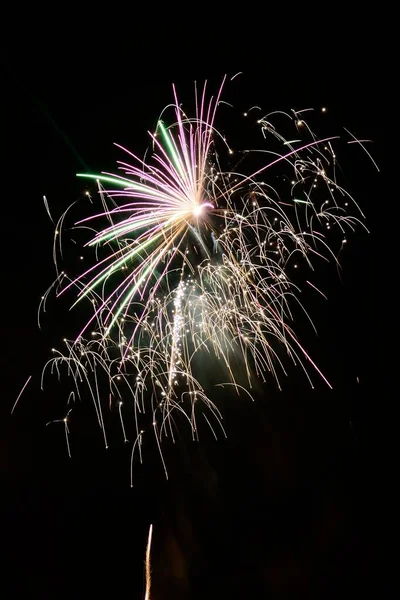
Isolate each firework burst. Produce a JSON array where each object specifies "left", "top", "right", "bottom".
[{"left": 38, "top": 75, "right": 372, "bottom": 478}]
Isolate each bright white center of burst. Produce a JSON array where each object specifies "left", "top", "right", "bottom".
[
  {"left": 193, "top": 202, "right": 213, "bottom": 217},
  {"left": 193, "top": 205, "right": 204, "bottom": 217}
]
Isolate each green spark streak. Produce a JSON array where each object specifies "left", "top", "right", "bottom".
[
  {"left": 157, "top": 121, "right": 185, "bottom": 180},
  {"left": 92, "top": 210, "right": 188, "bottom": 247},
  {"left": 103, "top": 265, "right": 152, "bottom": 336},
  {"left": 71, "top": 231, "right": 165, "bottom": 308},
  {"left": 77, "top": 173, "right": 136, "bottom": 188},
  {"left": 104, "top": 242, "right": 172, "bottom": 336},
  {"left": 77, "top": 173, "right": 186, "bottom": 205},
  {"left": 89, "top": 216, "right": 161, "bottom": 245},
  {"left": 77, "top": 173, "right": 166, "bottom": 198},
  {"left": 293, "top": 198, "right": 311, "bottom": 204}
]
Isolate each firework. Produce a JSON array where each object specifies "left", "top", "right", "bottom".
[{"left": 38, "top": 75, "right": 372, "bottom": 478}]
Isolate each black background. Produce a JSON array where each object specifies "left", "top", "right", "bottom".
[{"left": 1, "top": 15, "right": 388, "bottom": 599}]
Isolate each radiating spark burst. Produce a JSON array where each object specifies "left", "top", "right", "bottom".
[{"left": 39, "top": 76, "right": 373, "bottom": 475}]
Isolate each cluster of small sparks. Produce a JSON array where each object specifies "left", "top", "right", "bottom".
[{"left": 38, "top": 75, "right": 374, "bottom": 479}]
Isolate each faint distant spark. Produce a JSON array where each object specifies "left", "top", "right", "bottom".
[{"left": 11, "top": 375, "right": 32, "bottom": 414}]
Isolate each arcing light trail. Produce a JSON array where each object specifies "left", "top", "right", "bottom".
[
  {"left": 144, "top": 524, "right": 153, "bottom": 600},
  {"left": 36, "top": 75, "right": 373, "bottom": 478}
]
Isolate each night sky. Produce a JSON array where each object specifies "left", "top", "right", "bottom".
[{"left": 1, "top": 22, "right": 386, "bottom": 599}]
